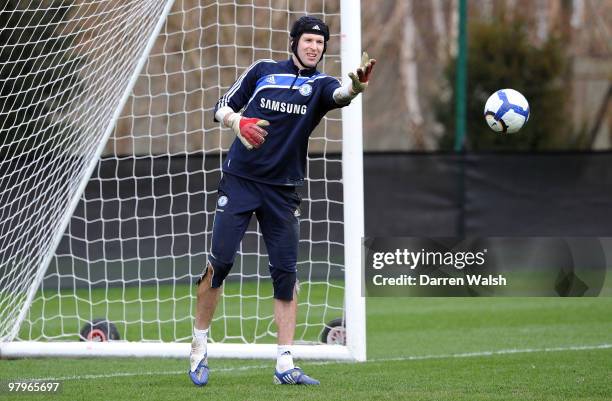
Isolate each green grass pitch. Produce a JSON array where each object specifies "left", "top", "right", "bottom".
[{"left": 1, "top": 290, "right": 611, "bottom": 400}]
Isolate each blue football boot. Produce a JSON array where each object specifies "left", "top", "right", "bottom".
[
  {"left": 189, "top": 354, "right": 209, "bottom": 386},
  {"left": 273, "top": 367, "right": 320, "bottom": 385},
  {"left": 189, "top": 336, "right": 209, "bottom": 386}
]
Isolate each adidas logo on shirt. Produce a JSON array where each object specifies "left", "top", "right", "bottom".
[{"left": 312, "top": 25, "right": 320, "bottom": 30}]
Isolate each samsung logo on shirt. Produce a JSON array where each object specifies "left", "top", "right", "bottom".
[{"left": 260, "top": 97, "right": 307, "bottom": 115}]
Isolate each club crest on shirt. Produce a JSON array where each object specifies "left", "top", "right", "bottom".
[
  {"left": 217, "top": 195, "right": 228, "bottom": 207},
  {"left": 299, "top": 83, "right": 312, "bottom": 97}
]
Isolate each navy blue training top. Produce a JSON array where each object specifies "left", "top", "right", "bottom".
[{"left": 214, "top": 58, "right": 348, "bottom": 186}]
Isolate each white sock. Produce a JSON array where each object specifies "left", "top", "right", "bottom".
[
  {"left": 190, "top": 327, "right": 209, "bottom": 372},
  {"left": 276, "top": 345, "right": 294, "bottom": 372},
  {"left": 193, "top": 327, "right": 209, "bottom": 343}
]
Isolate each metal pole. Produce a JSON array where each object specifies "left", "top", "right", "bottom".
[
  {"left": 341, "top": 0, "right": 367, "bottom": 362},
  {"left": 454, "top": 0, "right": 468, "bottom": 152}
]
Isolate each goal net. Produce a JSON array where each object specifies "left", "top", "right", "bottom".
[{"left": 0, "top": 0, "right": 365, "bottom": 360}]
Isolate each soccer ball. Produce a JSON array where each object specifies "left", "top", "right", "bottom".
[{"left": 484, "top": 89, "right": 530, "bottom": 133}]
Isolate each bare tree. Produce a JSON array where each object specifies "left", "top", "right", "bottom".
[{"left": 400, "top": 1, "right": 425, "bottom": 149}]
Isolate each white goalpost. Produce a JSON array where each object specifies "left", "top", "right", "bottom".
[{"left": 0, "top": 0, "right": 365, "bottom": 361}]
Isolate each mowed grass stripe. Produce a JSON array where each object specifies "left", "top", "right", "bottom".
[{"left": 19, "top": 342, "right": 612, "bottom": 382}]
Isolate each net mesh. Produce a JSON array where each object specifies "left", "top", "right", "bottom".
[
  {"left": 1, "top": 0, "right": 346, "bottom": 346},
  {"left": 1, "top": 0, "right": 174, "bottom": 341}
]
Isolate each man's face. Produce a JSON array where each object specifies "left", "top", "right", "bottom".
[{"left": 295, "top": 33, "right": 324, "bottom": 68}]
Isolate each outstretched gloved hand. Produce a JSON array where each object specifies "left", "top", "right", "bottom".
[{"left": 348, "top": 52, "right": 376, "bottom": 95}]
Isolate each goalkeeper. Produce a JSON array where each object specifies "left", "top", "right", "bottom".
[{"left": 189, "top": 15, "right": 375, "bottom": 386}]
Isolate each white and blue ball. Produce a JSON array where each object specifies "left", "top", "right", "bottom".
[{"left": 484, "top": 89, "right": 530, "bottom": 133}]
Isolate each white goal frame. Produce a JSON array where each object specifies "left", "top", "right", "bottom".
[{"left": 0, "top": 0, "right": 365, "bottom": 361}]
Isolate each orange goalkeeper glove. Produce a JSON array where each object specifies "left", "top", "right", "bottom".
[
  {"left": 234, "top": 116, "right": 269, "bottom": 150},
  {"left": 348, "top": 51, "right": 376, "bottom": 95},
  {"left": 223, "top": 112, "right": 269, "bottom": 150},
  {"left": 333, "top": 51, "right": 376, "bottom": 104}
]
